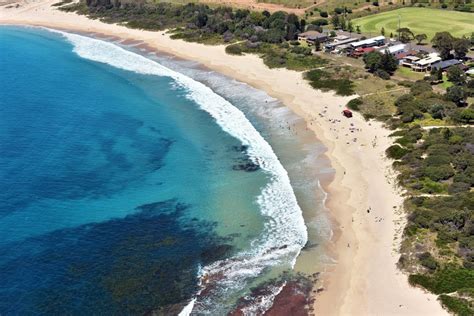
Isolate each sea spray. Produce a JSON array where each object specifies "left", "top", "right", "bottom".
[{"left": 50, "top": 29, "right": 308, "bottom": 313}]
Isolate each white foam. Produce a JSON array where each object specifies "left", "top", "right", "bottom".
[
  {"left": 48, "top": 29, "right": 308, "bottom": 313},
  {"left": 178, "top": 299, "right": 196, "bottom": 316}
]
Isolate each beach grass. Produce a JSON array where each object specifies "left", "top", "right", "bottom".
[{"left": 352, "top": 8, "right": 474, "bottom": 40}]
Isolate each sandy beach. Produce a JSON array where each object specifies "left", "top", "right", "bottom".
[{"left": 0, "top": 1, "right": 448, "bottom": 315}]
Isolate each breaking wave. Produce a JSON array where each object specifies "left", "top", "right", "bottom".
[{"left": 49, "top": 29, "right": 308, "bottom": 314}]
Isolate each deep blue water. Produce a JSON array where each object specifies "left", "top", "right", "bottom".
[{"left": 0, "top": 27, "right": 270, "bottom": 314}]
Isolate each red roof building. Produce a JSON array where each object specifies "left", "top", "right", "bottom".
[{"left": 351, "top": 47, "right": 375, "bottom": 58}]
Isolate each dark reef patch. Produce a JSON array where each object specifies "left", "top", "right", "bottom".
[
  {"left": 0, "top": 200, "right": 233, "bottom": 315},
  {"left": 231, "top": 145, "right": 260, "bottom": 172},
  {"left": 229, "top": 273, "right": 316, "bottom": 316}
]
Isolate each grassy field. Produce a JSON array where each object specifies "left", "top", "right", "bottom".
[{"left": 352, "top": 8, "right": 474, "bottom": 39}]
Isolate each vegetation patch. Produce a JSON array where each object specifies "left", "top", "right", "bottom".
[{"left": 304, "top": 69, "right": 354, "bottom": 96}]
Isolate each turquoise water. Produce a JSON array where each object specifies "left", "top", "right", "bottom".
[{"left": 0, "top": 26, "right": 312, "bottom": 314}]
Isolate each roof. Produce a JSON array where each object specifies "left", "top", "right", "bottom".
[
  {"left": 395, "top": 52, "right": 410, "bottom": 60},
  {"left": 404, "top": 56, "right": 420, "bottom": 61},
  {"left": 299, "top": 31, "right": 327, "bottom": 40},
  {"left": 355, "top": 47, "right": 375, "bottom": 53},
  {"left": 350, "top": 36, "right": 385, "bottom": 48},
  {"left": 414, "top": 53, "right": 441, "bottom": 66},
  {"left": 381, "top": 44, "right": 406, "bottom": 54},
  {"left": 432, "top": 59, "right": 461, "bottom": 70},
  {"left": 325, "top": 37, "right": 359, "bottom": 48},
  {"left": 334, "top": 35, "right": 350, "bottom": 41}
]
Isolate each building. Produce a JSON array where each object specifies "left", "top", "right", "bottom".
[
  {"left": 350, "top": 47, "right": 375, "bottom": 58},
  {"left": 378, "top": 44, "right": 406, "bottom": 56},
  {"left": 324, "top": 37, "right": 359, "bottom": 51},
  {"left": 298, "top": 31, "right": 328, "bottom": 45},
  {"left": 431, "top": 59, "right": 461, "bottom": 71},
  {"left": 411, "top": 53, "right": 442, "bottom": 72},
  {"left": 349, "top": 36, "right": 385, "bottom": 50},
  {"left": 401, "top": 55, "right": 420, "bottom": 68}
]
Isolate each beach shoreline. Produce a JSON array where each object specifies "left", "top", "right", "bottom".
[{"left": 0, "top": 1, "right": 447, "bottom": 314}]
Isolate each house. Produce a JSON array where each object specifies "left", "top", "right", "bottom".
[
  {"left": 350, "top": 47, "right": 375, "bottom": 58},
  {"left": 401, "top": 55, "right": 420, "bottom": 68},
  {"left": 411, "top": 53, "right": 442, "bottom": 72},
  {"left": 342, "top": 109, "right": 353, "bottom": 118},
  {"left": 431, "top": 59, "right": 462, "bottom": 71},
  {"left": 298, "top": 31, "right": 328, "bottom": 45},
  {"left": 324, "top": 37, "right": 359, "bottom": 51},
  {"left": 378, "top": 44, "right": 406, "bottom": 56},
  {"left": 349, "top": 36, "right": 385, "bottom": 50}
]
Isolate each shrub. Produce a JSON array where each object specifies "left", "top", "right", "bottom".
[
  {"left": 409, "top": 268, "right": 474, "bottom": 294},
  {"left": 441, "top": 3, "right": 448, "bottom": 8},
  {"left": 423, "top": 165, "right": 455, "bottom": 181},
  {"left": 319, "top": 11, "right": 328, "bottom": 17},
  {"left": 225, "top": 43, "right": 243, "bottom": 55},
  {"left": 375, "top": 69, "right": 390, "bottom": 80},
  {"left": 373, "top": 1, "right": 379, "bottom": 6},
  {"left": 311, "top": 18, "right": 328, "bottom": 26},
  {"left": 386, "top": 145, "right": 409, "bottom": 159},
  {"left": 418, "top": 252, "right": 438, "bottom": 271},
  {"left": 439, "top": 295, "right": 474, "bottom": 316},
  {"left": 347, "top": 98, "right": 363, "bottom": 111}
]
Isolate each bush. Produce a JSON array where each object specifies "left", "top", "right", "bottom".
[
  {"left": 225, "top": 43, "right": 243, "bottom": 55},
  {"left": 386, "top": 145, "right": 409, "bottom": 159},
  {"left": 418, "top": 252, "right": 438, "bottom": 271},
  {"left": 439, "top": 295, "right": 473, "bottom": 316},
  {"left": 373, "top": 1, "right": 379, "bottom": 6},
  {"left": 347, "top": 98, "right": 363, "bottom": 111},
  {"left": 375, "top": 69, "right": 390, "bottom": 80},
  {"left": 320, "top": 11, "right": 328, "bottom": 17},
  {"left": 441, "top": 3, "right": 448, "bottom": 8},
  {"left": 311, "top": 18, "right": 328, "bottom": 26},
  {"left": 305, "top": 69, "right": 355, "bottom": 96},
  {"left": 423, "top": 165, "right": 455, "bottom": 181},
  {"left": 409, "top": 268, "right": 474, "bottom": 294}
]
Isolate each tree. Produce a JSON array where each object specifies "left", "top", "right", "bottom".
[
  {"left": 356, "top": 25, "right": 361, "bottom": 34},
  {"left": 389, "top": 32, "right": 393, "bottom": 38},
  {"left": 397, "top": 27, "right": 414, "bottom": 43},
  {"left": 363, "top": 51, "right": 383, "bottom": 72},
  {"left": 453, "top": 37, "right": 470, "bottom": 59},
  {"left": 437, "top": 68, "right": 443, "bottom": 81},
  {"left": 381, "top": 27, "right": 385, "bottom": 36},
  {"left": 348, "top": 20, "right": 354, "bottom": 33},
  {"left": 447, "top": 66, "right": 467, "bottom": 85},
  {"left": 446, "top": 86, "right": 466, "bottom": 105},
  {"left": 471, "top": 32, "right": 474, "bottom": 45},
  {"left": 415, "top": 33, "right": 427, "bottom": 45},
  {"left": 300, "top": 19, "right": 306, "bottom": 32},
  {"left": 331, "top": 14, "right": 340, "bottom": 28},
  {"left": 380, "top": 50, "right": 399, "bottom": 73},
  {"left": 196, "top": 12, "right": 208, "bottom": 28},
  {"left": 432, "top": 32, "right": 455, "bottom": 60},
  {"left": 314, "top": 38, "right": 321, "bottom": 51},
  {"left": 340, "top": 16, "right": 347, "bottom": 30}
]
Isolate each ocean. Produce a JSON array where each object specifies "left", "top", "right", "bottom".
[{"left": 0, "top": 26, "right": 331, "bottom": 314}]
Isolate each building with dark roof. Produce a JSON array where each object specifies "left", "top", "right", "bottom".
[{"left": 432, "top": 59, "right": 461, "bottom": 71}]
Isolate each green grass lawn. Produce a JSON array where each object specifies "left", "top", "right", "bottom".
[{"left": 352, "top": 8, "right": 474, "bottom": 40}]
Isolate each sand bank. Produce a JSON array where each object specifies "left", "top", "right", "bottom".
[{"left": 0, "top": 1, "right": 447, "bottom": 314}]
